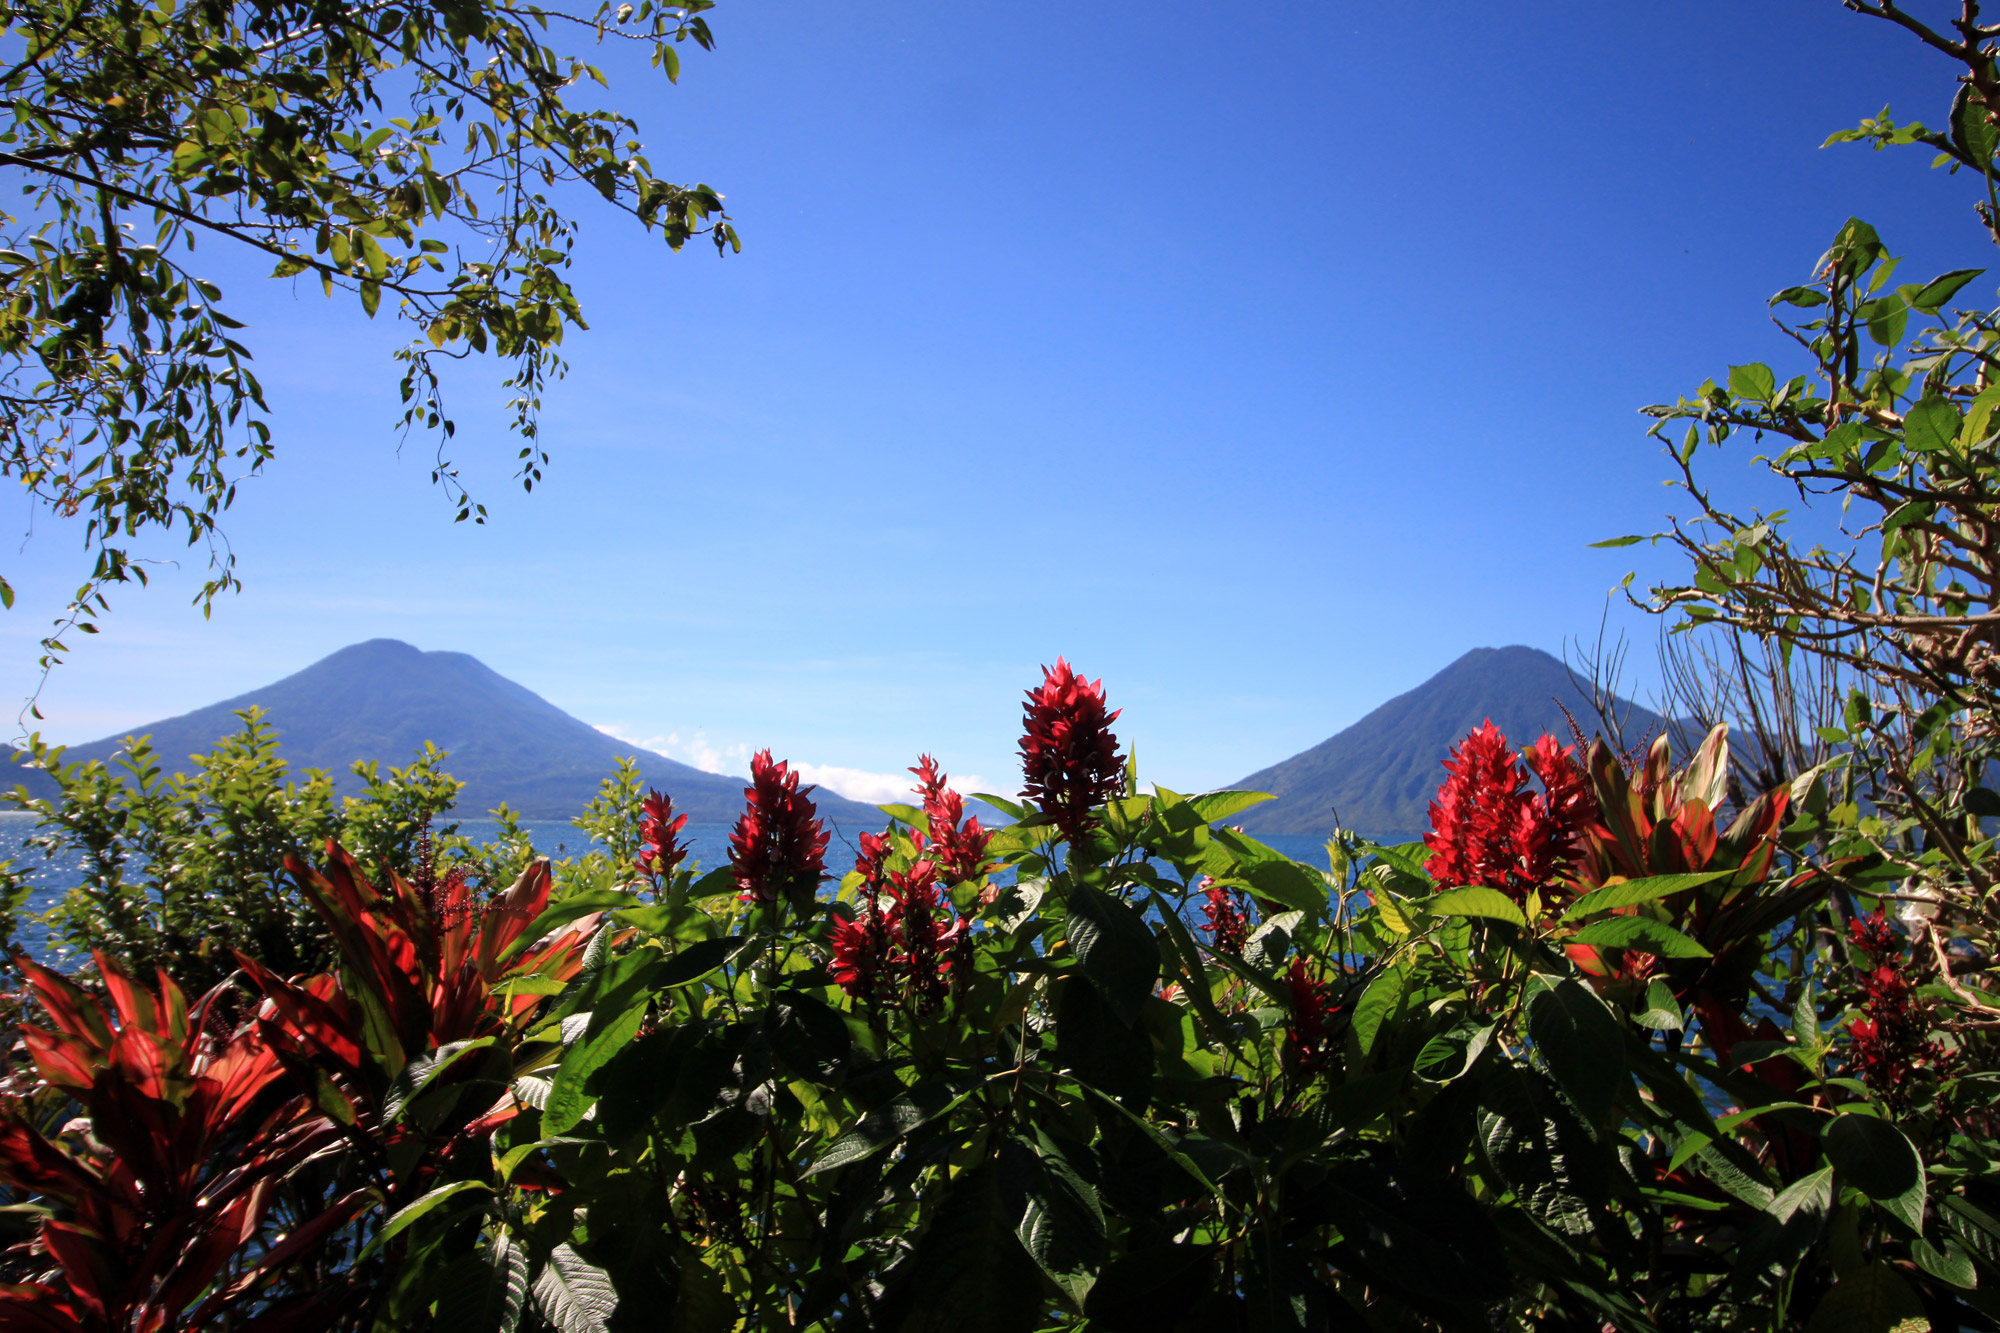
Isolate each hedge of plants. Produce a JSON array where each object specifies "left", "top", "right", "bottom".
[{"left": 0, "top": 655, "right": 1991, "bottom": 1331}]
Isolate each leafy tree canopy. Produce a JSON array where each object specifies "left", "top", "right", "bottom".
[{"left": 0, "top": 0, "right": 736, "bottom": 680}]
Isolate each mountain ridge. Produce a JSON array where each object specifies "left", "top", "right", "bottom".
[
  {"left": 17, "top": 639, "right": 883, "bottom": 827},
  {"left": 1230, "top": 645, "right": 1672, "bottom": 843}
]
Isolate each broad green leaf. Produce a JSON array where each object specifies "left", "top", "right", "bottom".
[
  {"left": 1351, "top": 962, "right": 1410, "bottom": 1056},
  {"left": 1803, "top": 1262, "right": 1927, "bottom": 1333},
  {"left": 878, "top": 802, "right": 929, "bottom": 832},
  {"left": 1187, "top": 789, "right": 1274, "bottom": 822},
  {"left": 1013, "top": 1135, "right": 1106, "bottom": 1309},
  {"left": 1242, "top": 909, "right": 1301, "bottom": 972},
  {"left": 1066, "top": 884, "right": 1158, "bottom": 1026},
  {"left": 1477, "top": 1062, "right": 1608, "bottom": 1236},
  {"left": 806, "top": 1079, "right": 977, "bottom": 1175},
  {"left": 1242, "top": 859, "right": 1328, "bottom": 916},
  {"left": 542, "top": 1001, "right": 646, "bottom": 1134},
  {"left": 686, "top": 865, "right": 739, "bottom": 899},
  {"left": 971, "top": 792, "right": 1031, "bottom": 821},
  {"left": 1903, "top": 395, "right": 1964, "bottom": 454},
  {"left": 1729, "top": 363, "right": 1777, "bottom": 402},
  {"left": 384, "top": 1036, "right": 496, "bottom": 1122},
  {"left": 1527, "top": 979, "right": 1626, "bottom": 1127},
  {"left": 1568, "top": 916, "right": 1711, "bottom": 957},
  {"left": 1559, "top": 870, "right": 1730, "bottom": 921},
  {"left": 361, "top": 1180, "right": 492, "bottom": 1259},
  {"left": 1823, "top": 1114, "right": 1925, "bottom": 1233},
  {"left": 1428, "top": 886, "right": 1526, "bottom": 927},
  {"left": 532, "top": 1242, "right": 617, "bottom": 1333},
  {"left": 1635, "top": 978, "right": 1685, "bottom": 1031},
  {"left": 1146, "top": 889, "right": 1240, "bottom": 1056},
  {"left": 1911, "top": 266, "right": 1983, "bottom": 312},
  {"left": 1415, "top": 1019, "right": 1493, "bottom": 1084},
  {"left": 888, "top": 1163, "right": 1045, "bottom": 1333},
  {"left": 656, "top": 933, "right": 745, "bottom": 988},
  {"left": 1942, "top": 1193, "right": 2000, "bottom": 1270},
  {"left": 1730, "top": 1166, "right": 1834, "bottom": 1300},
  {"left": 1912, "top": 1236, "right": 1978, "bottom": 1289}
]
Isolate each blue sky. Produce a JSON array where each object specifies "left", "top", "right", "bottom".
[{"left": 0, "top": 1, "right": 1986, "bottom": 804}]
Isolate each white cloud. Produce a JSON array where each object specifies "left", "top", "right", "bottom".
[
  {"left": 592, "top": 724, "right": 748, "bottom": 776},
  {"left": 592, "top": 724, "right": 1012, "bottom": 806}
]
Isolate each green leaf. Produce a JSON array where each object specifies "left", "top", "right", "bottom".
[
  {"left": 1635, "top": 978, "right": 1685, "bottom": 1031},
  {"left": 1822, "top": 1114, "right": 1925, "bottom": 1233},
  {"left": 1528, "top": 979, "right": 1626, "bottom": 1127},
  {"left": 884, "top": 1164, "right": 1044, "bottom": 1333},
  {"left": 1804, "top": 1262, "right": 1926, "bottom": 1333},
  {"left": 384, "top": 1036, "right": 496, "bottom": 1123},
  {"left": 1428, "top": 886, "right": 1526, "bottom": 927},
  {"left": 1953, "top": 82, "right": 1999, "bottom": 166},
  {"left": 1559, "top": 870, "right": 1730, "bottom": 921},
  {"left": 542, "top": 1001, "right": 646, "bottom": 1134},
  {"left": 1912, "top": 1236, "right": 1978, "bottom": 1289},
  {"left": 1477, "top": 1062, "right": 1608, "bottom": 1237},
  {"left": 971, "top": 792, "right": 1031, "bottom": 821},
  {"left": 686, "top": 865, "right": 739, "bottom": 899},
  {"left": 1146, "top": 889, "right": 1240, "bottom": 1056},
  {"left": 806, "top": 1078, "right": 977, "bottom": 1175},
  {"left": 1590, "top": 534, "right": 1645, "bottom": 548},
  {"left": 1903, "top": 395, "right": 1964, "bottom": 454},
  {"left": 1567, "top": 916, "right": 1711, "bottom": 957},
  {"left": 1942, "top": 1193, "right": 2000, "bottom": 1271},
  {"left": 878, "top": 802, "right": 928, "bottom": 832},
  {"left": 1351, "top": 962, "right": 1410, "bottom": 1056},
  {"left": 769, "top": 988, "right": 851, "bottom": 1084},
  {"left": 1066, "top": 884, "right": 1158, "bottom": 1026},
  {"left": 532, "top": 1242, "right": 617, "bottom": 1333},
  {"left": 1242, "top": 859, "right": 1328, "bottom": 916},
  {"left": 1415, "top": 1018, "right": 1493, "bottom": 1084},
  {"left": 656, "top": 933, "right": 745, "bottom": 988},
  {"left": 361, "top": 1180, "right": 492, "bottom": 1259},
  {"left": 1731, "top": 1166, "right": 1834, "bottom": 1300},
  {"left": 1729, "top": 363, "right": 1777, "bottom": 402},
  {"left": 1187, "top": 789, "right": 1274, "bottom": 822},
  {"left": 1012, "top": 1136, "right": 1106, "bottom": 1310},
  {"left": 1911, "top": 267, "right": 1983, "bottom": 312}
]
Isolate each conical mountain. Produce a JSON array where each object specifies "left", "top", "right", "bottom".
[
  {"left": 38, "top": 639, "right": 883, "bottom": 826},
  {"left": 1231, "top": 645, "right": 1672, "bottom": 843}
]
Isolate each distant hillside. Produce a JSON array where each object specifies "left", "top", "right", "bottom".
[
  {"left": 38, "top": 639, "right": 884, "bottom": 827},
  {"left": 1232, "top": 645, "right": 1674, "bottom": 843}
]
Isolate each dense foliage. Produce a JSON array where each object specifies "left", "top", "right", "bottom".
[
  {"left": 0, "top": 659, "right": 1993, "bottom": 1331},
  {"left": 0, "top": 0, "right": 734, "bottom": 672}
]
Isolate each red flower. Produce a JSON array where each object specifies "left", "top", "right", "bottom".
[
  {"left": 1842, "top": 911, "right": 1951, "bottom": 1104},
  {"left": 729, "top": 750, "right": 829, "bottom": 913},
  {"left": 912, "top": 754, "right": 995, "bottom": 886},
  {"left": 1424, "top": 721, "right": 1596, "bottom": 902},
  {"left": 636, "top": 788, "right": 690, "bottom": 881},
  {"left": 1200, "top": 878, "right": 1250, "bottom": 955},
  {"left": 1019, "top": 659, "right": 1124, "bottom": 848},
  {"left": 1284, "top": 957, "right": 1340, "bottom": 1076},
  {"left": 887, "top": 859, "right": 960, "bottom": 1011},
  {"left": 833, "top": 834, "right": 961, "bottom": 1012}
]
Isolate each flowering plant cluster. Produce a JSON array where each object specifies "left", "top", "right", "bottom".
[{"left": 0, "top": 665, "right": 1995, "bottom": 1333}]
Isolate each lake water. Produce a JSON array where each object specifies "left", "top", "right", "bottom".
[{"left": 0, "top": 812, "right": 1341, "bottom": 962}]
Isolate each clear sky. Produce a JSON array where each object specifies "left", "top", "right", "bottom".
[{"left": 0, "top": 2, "right": 1986, "bottom": 804}]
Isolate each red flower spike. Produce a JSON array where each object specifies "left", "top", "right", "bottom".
[
  {"left": 636, "top": 788, "right": 690, "bottom": 882},
  {"left": 1284, "top": 957, "right": 1340, "bottom": 1076},
  {"left": 1200, "top": 878, "right": 1250, "bottom": 955},
  {"left": 1019, "top": 659, "right": 1124, "bottom": 848},
  {"left": 1842, "top": 911, "right": 1953, "bottom": 1104},
  {"left": 729, "top": 750, "right": 830, "bottom": 913},
  {"left": 912, "top": 754, "right": 996, "bottom": 886},
  {"left": 1424, "top": 721, "right": 1597, "bottom": 903}
]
